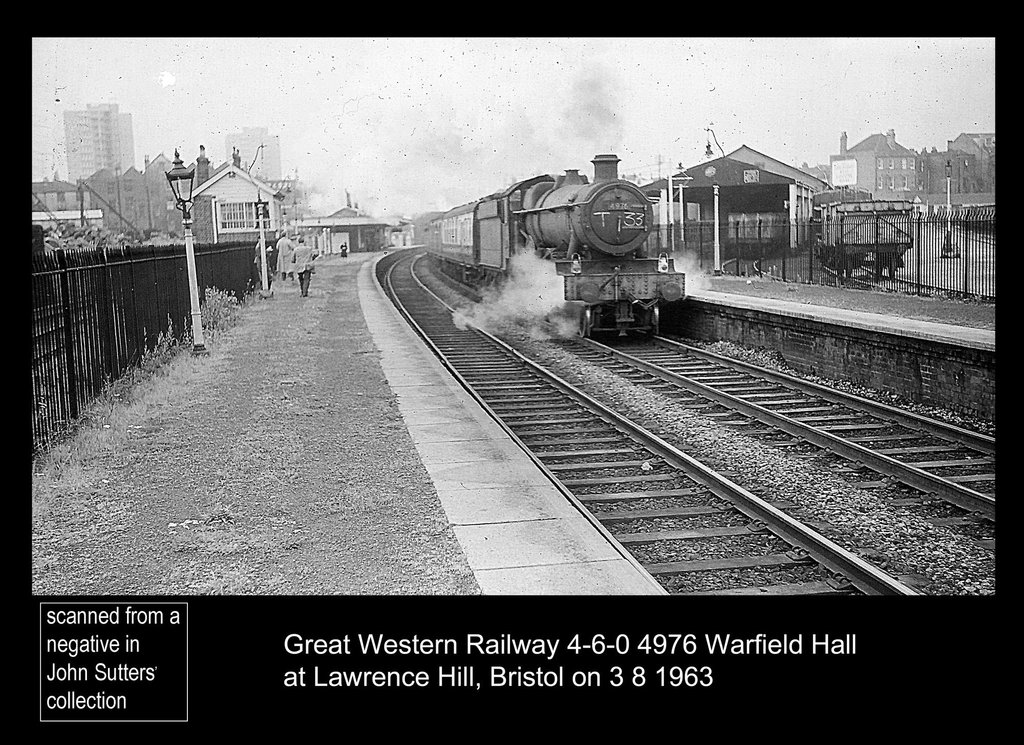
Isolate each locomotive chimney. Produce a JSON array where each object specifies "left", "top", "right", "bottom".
[{"left": 592, "top": 154, "right": 620, "bottom": 182}]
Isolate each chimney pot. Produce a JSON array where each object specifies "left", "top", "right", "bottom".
[{"left": 196, "top": 145, "right": 210, "bottom": 185}]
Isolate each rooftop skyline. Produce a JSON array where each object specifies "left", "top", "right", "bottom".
[{"left": 32, "top": 37, "right": 996, "bottom": 216}]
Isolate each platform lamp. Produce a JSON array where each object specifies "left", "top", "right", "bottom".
[
  {"left": 255, "top": 193, "right": 270, "bottom": 292},
  {"left": 165, "top": 149, "right": 208, "bottom": 356},
  {"left": 676, "top": 167, "right": 693, "bottom": 249},
  {"left": 705, "top": 127, "right": 725, "bottom": 275}
]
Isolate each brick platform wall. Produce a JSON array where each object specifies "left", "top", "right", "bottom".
[{"left": 664, "top": 300, "right": 995, "bottom": 420}]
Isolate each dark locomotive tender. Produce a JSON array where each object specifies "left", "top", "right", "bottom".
[{"left": 428, "top": 154, "right": 685, "bottom": 337}]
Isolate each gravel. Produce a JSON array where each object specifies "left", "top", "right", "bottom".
[{"left": 418, "top": 263, "right": 994, "bottom": 595}]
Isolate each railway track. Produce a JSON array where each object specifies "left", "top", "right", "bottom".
[
  {"left": 570, "top": 336, "right": 995, "bottom": 537},
  {"left": 379, "top": 249, "right": 917, "bottom": 596}
]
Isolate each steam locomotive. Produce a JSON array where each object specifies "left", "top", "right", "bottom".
[{"left": 427, "top": 154, "right": 685, "bottom": 336}]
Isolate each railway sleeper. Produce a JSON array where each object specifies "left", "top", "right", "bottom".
[
  {"left": 614, "top": 524, "right": 766, "bottom": 544},
  {"left": 645, "top": 550, "right": 815, "bottom": 575},
  {"left": 679, "top": 580, "right": 856, "bottom": 596}
]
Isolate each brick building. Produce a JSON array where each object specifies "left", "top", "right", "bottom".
[
  {"left": 80, "top": 152, "right": 180, "bottom": 237},
  {"left": 830, "top": 129, "right": 925, "bottom": 199},
  {"left": 31, "top": 179, "right": 93, "bottom": 215},
  {"left": 189, "top": 147, "right": 286, "bottom": 245},
  {"left": 830, "top": 129, "right": 996, "bottom": 204}
]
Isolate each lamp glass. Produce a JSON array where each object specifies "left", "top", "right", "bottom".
[{"left": 165, "top": 152, "right": 195, "bottom": 206}]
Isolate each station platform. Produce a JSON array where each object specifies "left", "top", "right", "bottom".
[
  {"left": 687, "top": 289, "right": 995, "bottom": 352},
  {"left": 672, "top": 280, "right": 995, "bottom": 421},
  {"left": 32, "top": 249, "right": 664, "bottom": 596},
  {"left": 358, "top": 254, "right": 663, "bottom": 595}
]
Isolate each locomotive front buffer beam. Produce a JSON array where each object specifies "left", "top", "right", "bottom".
[{"left": 556, "top": 257, "right": 686, "bottom": 336}]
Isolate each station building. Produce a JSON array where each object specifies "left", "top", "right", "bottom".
[
  {"left": 189, "top": 147, "right": 286, "bottom": 245},
  {"left": 294, "top": 207, "right": 397, "bottom": 254},
  {"left": 643, "top": 146, "right": 826, "bottom": 256}
]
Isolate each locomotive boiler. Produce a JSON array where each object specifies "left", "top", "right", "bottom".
[{"left": 429, "top": 153, "right": 685, "bottom": 336}]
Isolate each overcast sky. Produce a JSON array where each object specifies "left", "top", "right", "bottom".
[{"left": 32, "top": 37, "right": 995, "bottom": 217}]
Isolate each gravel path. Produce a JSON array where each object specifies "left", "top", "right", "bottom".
[{"left": 32, "top": 253, "right": 480, "bottom": 596}]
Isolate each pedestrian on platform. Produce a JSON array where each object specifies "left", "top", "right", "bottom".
[
  {"left": 249, "top": 238, "right": 279, "bottom": 294},
  {"left": 277, "top": 232, "right": 296, "bottom": 282},
  {"left": 292, "top": 235, "right": 318, "bottom": 297}
]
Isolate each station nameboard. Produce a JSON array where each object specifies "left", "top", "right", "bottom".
[{"left": 831, "top": 159, "right": 858, "bottom": 187}]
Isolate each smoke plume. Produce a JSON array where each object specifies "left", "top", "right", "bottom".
[
  {"left": 451, "top": 252, "right": 580, "bottom": 339},
  {"left": 672, "top": 251, "right": 711, "bottom": 293}
]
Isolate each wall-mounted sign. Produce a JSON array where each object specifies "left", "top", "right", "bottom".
[
  {"left": 831, "top": 159, "right": 858, "bottom": 187},
  {"left": 704, "top": 166, "right": 716, "bottom": 177},
  {"left": 743, "top": 169, "right": 760, "bottom": 183}
]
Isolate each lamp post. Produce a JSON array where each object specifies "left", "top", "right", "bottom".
[
  {"left": 676, "top": 168, "right": 692, "bottom": 250},
  {"left": 942, "top": 159, "right": 953, "bottom": 258},
  {"left": 255, "top": 193, "right": 270, "bottom": 292},
  {"left": 165, "top": 149, "right": 208, "bottom": 356},
  {"left": 713, "top": 183, "right": 722, "bottom": 275},
  {"left": 705, "top": 127, "right": 725, "bottom": 275},
  {"left": 667, "top": 171, "right": 674, "bottom": 252}
]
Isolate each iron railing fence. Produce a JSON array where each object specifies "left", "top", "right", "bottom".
[
  {"left": 644, "top": 209, "right": 996, "bottom": 300},
  {"left": 31, "top": 240, "right": 252, "bottom": 453}
]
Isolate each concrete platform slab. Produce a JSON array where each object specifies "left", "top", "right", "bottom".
[
  {"left": 415, "top": 438, "right": 530, "bottom": 466},
  {"left": 406, "top": 421, "right": 512, "bottom": 444},
  {"left": 424, "top": 459, "right": 554, "bottom": 490},
  {"left": 475, "top": 561, "right": 660, "bottom": 595},
  {"left": 453, "top": 518, "right": 624, "bottom": 570},
  {"left": 436, "top": 485, "right": 580, "bottom": 525}
]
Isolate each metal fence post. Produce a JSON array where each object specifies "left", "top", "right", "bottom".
[
  {"left": 915, "top": 213, "right": 922, "bottom": 297},
  {"left": 56, "top": 251, "right": 79, "bottom": 421},
  {"left": 962, "top": 213, "right": 969, "bottom": 297},
  {"left": 99, "top": 247, "right": 118, "bottom": 382}
]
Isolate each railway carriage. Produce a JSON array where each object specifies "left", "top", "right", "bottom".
[{"left": 429, "top": 154, "right": 685, "bottom": 336}]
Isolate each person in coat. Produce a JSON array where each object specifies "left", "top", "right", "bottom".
[
  {"left": 276, "top": 232, "right": 296, "bottom": 282},
  {"left": 291, "top": 236, "right": 318, "bottom": 297}
]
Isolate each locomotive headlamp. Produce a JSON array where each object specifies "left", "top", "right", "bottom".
[
  {"left": 570, "top": 254, "right": 582, "bottom": 274},
  {"left": 659, "top": 281, "right": 684, "bottom": 302},
  {"left": 657, "top": 253, "right": 670, "bottom": 273},
  {"left": 165, "top": 149, "right": 196, "bottom": 218}
]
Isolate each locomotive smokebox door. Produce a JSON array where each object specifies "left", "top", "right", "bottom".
[{"left": 577, "top": 185, "right": 652, "bottom": 257}]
